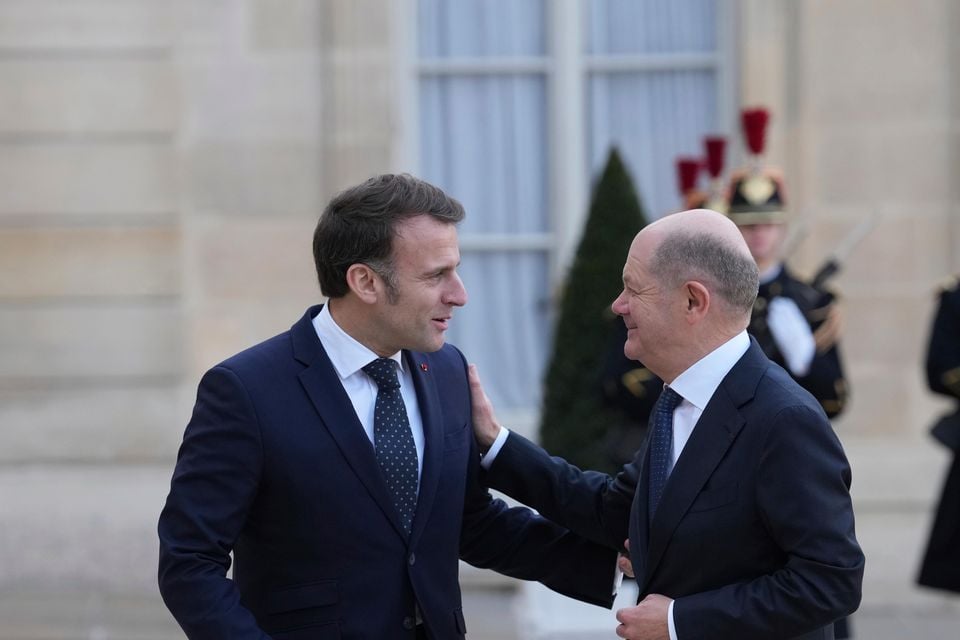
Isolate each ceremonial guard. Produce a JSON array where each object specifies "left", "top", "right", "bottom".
[
  {"left": 917, "top": 276, "right": 960, "bottom": 593},
  {"left": 726, "top": 107, "right": 848, "bottom": 419}
]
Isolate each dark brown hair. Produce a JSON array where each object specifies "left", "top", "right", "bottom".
[{"left": 313, "top": 174, "right": 465, "bottom": 298}]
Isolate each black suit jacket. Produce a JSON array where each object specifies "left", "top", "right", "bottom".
[
  {"left": 485, "top": 340, "right": 864, "bottom": 640},
  {"left": 158, "top": 306, "right": 617, "bottom": 639}
]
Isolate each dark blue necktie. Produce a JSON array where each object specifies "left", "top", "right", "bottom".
[
  {"left": 363, "top": 357, "right": 419, "bottom": 534},
  {"left": 648, "top": 386, "right": 683, "bottom": 523}
]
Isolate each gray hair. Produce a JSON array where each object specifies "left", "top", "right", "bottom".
[{"left": 651, "top": 230, "right": 759, "bottom": 313}]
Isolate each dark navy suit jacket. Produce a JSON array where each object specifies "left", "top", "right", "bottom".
[
  {"left": 484, "top": 340, "right": 864, "bottom": 640},
  {"left": 158, "top": 306, "right": 617, "bottom": 639}
]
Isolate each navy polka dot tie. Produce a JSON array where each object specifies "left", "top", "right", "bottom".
[
  {"left": 648, "top": 386, "right": 683, "bottom": 524},
  {"left": 363, "top": 357, "right": 419, "bottom": 535}
]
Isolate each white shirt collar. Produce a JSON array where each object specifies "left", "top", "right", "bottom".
[
  {"left": 312, "top": 303, "right": 405, "bottom": 380},
  {"left": 668, "top": 331, "right": 750, "bottom": 411}
]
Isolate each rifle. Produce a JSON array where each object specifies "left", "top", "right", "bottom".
[{"left": 810, "top": 214, "right": 881, "bottom": 290}]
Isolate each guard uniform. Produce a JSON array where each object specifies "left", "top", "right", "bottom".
[
  {"left": 750, "top": 267, "right": 848, "bottom": 418},
  {"left": 917, "top": 278, "right": 960, "bottom": 593}
]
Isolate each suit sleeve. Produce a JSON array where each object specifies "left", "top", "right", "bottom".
[
  {"left": 459, "top": 433, "right": 621, "bottom": 608},
  {"left": 481, "top": 431, "right": 636, "bottom": 553},
  {"left": 673, "top": 404, "right": 864, "bottom": 639},
  {"left": 449, "top": 352, "right": 619, "bottom": 609},
  {"left": 158, "top": 366, "right": 270, "bottom": 640}
]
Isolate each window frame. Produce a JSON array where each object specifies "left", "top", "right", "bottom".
[{"left": 393, "top": 0, "right": 737, "bottom": 422}]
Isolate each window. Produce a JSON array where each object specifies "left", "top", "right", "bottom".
[{"left": 410, "top": 0, "right": 734, "bottom": 418}]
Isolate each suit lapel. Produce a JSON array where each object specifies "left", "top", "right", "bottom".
[
  {"left": 292, "top": 306, "right": 409, "bottom": 540},
  {"left": 642, "top": 389, "right": 744, "bottom": 591},
  {"left": 406, "top": 350, "right": 443, "bottom": 547},
  {"left": 640, "top": 341, "right": 768, "bottom": 593}
]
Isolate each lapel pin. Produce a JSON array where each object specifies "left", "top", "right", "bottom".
[{"left": 420, "top": 363, "right": 428, "bottom": 372}]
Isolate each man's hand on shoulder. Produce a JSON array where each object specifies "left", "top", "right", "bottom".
[
  {"left": 615, "top": 593, "right": 672, "bottom": 640},
  {"left": 468, "top": 364, "right": 502, "bottom": 452}
]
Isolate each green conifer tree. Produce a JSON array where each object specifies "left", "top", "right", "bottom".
[{"left": 539, "top": 147, "right": 649, "bottom": 473}]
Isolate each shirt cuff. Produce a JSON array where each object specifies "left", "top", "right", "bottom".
[
  {"left": 479, "top": 426, "right": 510, "bottom": 470},
  {"left": 612, "top": 564, "right": 624, "bottom": 596},
  {"left": 667, "top": 599, "right": 678, "bottom": 640}
]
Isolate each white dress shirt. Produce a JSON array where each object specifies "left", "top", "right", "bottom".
[
  {"left": 312, "top": 304, "right": 425, "bottom": 486},
  {"left": 665, "top": 330, "right": 750, "bottom": 470}
]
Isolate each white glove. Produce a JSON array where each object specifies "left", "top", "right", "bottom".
[{"left": 767, "top": 297, "right": 816, "bottom": 377}]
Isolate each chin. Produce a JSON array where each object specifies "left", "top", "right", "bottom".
[{"left": 418, "top": 337, "right": 446, "bottom": 353}]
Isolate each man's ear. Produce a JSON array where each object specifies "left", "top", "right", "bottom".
[
  {"left": 684, "top": 281, "right": 710, "bottom": 322},
  {"left": 345, "top": 263, "right": 380, "bottom": 304}
]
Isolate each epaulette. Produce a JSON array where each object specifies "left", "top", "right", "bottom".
[{"left": 621, "top": 367, "right": 655, "bottom": 399}]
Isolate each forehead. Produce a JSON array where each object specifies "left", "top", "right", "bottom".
[
  {"left": 623, "top": 231, "right": 655, "bottom": 274},
  {"left": 392, "top": 215, "right": 460, "bottom": 264}
]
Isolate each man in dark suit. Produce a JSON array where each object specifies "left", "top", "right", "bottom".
[
  {"left": 470, "top": 208, "right": 864, "bottom": 639},
  {"left": 158, "top": 174, "right": 617, "bottom": 639}
]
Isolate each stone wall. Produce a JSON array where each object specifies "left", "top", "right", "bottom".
[
  {"left": 1, "top": 0, "right": 959, "bottom": 636},
  {"left": 0, "top": 1, "right": 181, "bottom": 465}
]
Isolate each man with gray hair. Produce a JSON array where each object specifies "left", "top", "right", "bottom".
[{"left": 471, "top": 208, "right": 864, "bottom": 639}]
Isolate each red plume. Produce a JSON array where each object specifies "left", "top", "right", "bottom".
[
  {"left": 741, "top": 107, "right": 770, "bottom": 155},
  {"left": 703, "top": 136, "right": 726, "bottom": 178},
  {"left": 676, "top": 157, "right": 700, "bottom": 195}
]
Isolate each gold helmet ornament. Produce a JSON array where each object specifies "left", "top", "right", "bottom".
[{"left": 727, "top": 107, "right": 787, "bottom": 225}]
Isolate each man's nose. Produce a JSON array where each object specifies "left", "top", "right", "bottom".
[
  {"left": 446, "top": 273, "right": 467, "bottom": 307},
  {"left": 611, "top": 290, "right": 629, "bottom": 316}
]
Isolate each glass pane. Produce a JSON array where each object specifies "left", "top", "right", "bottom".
[
  {"left": 446, "top": 251, "right": 551, "bottom": 410},
  {"left": 587, "top": 70, "right": 717, "bottom": 220},
  {"left": 418, "top": 0, "right": 546, "bottom": 58},
  {"left": 586, "top": 0, "right": 717, "bottom": 55},
  {"left": 419, "top": 76, "right": 549, "bottom": 234}
]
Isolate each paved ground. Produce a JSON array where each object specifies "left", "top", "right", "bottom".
[
  {"left": 1, "top": 587, "right": 958, "bottom": 640},
  {"left": 1, "top": 435, "right": 958, "bottom": 638}
]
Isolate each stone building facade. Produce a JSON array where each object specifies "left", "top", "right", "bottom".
[{"left": 1, "top": 1, "right": 958, "bottom": 636}]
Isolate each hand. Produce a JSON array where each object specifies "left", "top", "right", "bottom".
[
  {"left": 618, "top": 538, "right": 634, "bottom": 578},
  {"left": 468, "top": 364, "right": 502, "bottom": 452},
  {"left": 615, "top": 593, "right": 672, "bottom": 640},
  {"left": 813, "top": 303, "right": 843, "bottom": 352}
]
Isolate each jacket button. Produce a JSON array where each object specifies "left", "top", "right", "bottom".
[
  {"left": 403, "top": 616, "right": 416, "bottom": 630},
  {"left": 408, "top": 552, "right": 416, "bottom": 566}
]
